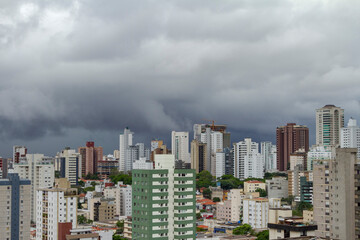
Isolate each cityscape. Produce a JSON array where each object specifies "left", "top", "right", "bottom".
[
  {"left": 1, "top": 1, "right": 359, "bottom": 240},
  {"left": 0, "top": 104, "right": 359, "bottom": 240}
]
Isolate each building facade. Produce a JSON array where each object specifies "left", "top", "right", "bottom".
[
  {"left": 0, "top": 173, "right": 31, "bottom": 240},
  {"left": 132, "top": 154, "right": 196, "bottom": 240},
  {"left": 119, "top": 127, "right": 134, "bottom": 172},
  {"left": 190, "top": 140, "right": 207, "bottom": 173},
  {"left": 243, "top": 198, "right": 269, "bottom": 229},
  {"left": 172, "top": 131, "right": 190, "bottom": 163},
  {"left": 78, "top": 141, "right": 103, "bottom": 176},
  {"left": 233, "top": 138, "right": 258, "bottom": 179},
  {"left": 55, "top": 148, "right": 82, "bottom": 185},
  {"left": 316, "top": 104, "right": 344, "bottom": 146},
  {"left": 276, "top": 123, "right": 309, "bottom": 171},
  {"left": 341, "top": 118, "right": 360, "bottom": 157}
]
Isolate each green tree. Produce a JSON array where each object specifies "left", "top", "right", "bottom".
[
  {"left": 84, "top": 173, "right": 100, "bottom": 180},
  {"left": 55, "top": 170, "right": 60, "bottom": 178},
  {"left": 78, "top": 180, "right": 85, "bottom": 187},
  {"left": 281, "top": 195, "right": 294, "bottom": 205},
  {"left": 109, "top": 173, "right": 132, "bottom": 185},
  {"left": 112, "top": 235, "right": 127, "bottom": 240},
  {"left": 233, "top": 224, "right": 253, "bottom": 235},
  {"left": 218, "top": 175, "right": 241, "bottom": 190},
  {"left": 116, "top": 220, "right": 124, "bottom": 234},
  {"left": 202, "top": 188, "right": 212, "bottom": 199},
  {"left": 196, "top": 212, "right": 202, "bottom": 219},
  {"left": 264, "top": 172, "right": 287, "bottom": 180},
  {"left": 213, "top": 197, "right": 221, "bottom": 202},
  {"left": 77, "top": 215, "right": 86, "bottom": 224},
  {"left": 256, "top": 230, "right": 269, "bottom": 240},
  {"left": 255, "top": 188, "right": 267, "bottom": 197},
  {"left": 196, "top": 171, "right": 215, "bottom": 188}
]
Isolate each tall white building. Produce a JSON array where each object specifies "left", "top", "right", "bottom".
[
  {"left": 171, "top": 131, "right": 190, "bottom": 163},
  {"left": 119, "top": 127, "right": 134, "bottom": 172},
  {"left": 13, "top": 154, "right": 54, "bottom": 222},
  {"left": 36, "top": 182, "right": 78, "bottom": 240},
  {"left": 233, "top": 138, "right": 259, "bottom": 179},
  {"left": 341, "top": 118, "right": 360, "bottom": 157},
  {"left": 261, "top": 142, "right": 277, "bottom": 171},
  {"left": 316, "top": 105, "right": 344, "bottom": 146},
  {"left": 243, "top": 198, "right": 269, "bottom": 229},
  {"left": 133, "top": 157, "right": 153, "bottom": 170},
  {"left": 244, "top": 153, "right": 264, "bottom": 179},
  {"left": 215, "top": 152, "right": 225, "bottom": 179},
  {"left": 55, "top": 148, "right": 82, "bottom": 185},
  {"left": 201, "top": 129, "right": 224, "bottom": 173}
]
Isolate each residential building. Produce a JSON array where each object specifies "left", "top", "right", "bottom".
[
  {"left": 316, "top": 104, "right": 344, "bottom": 146},
  {"left": 55, "top": 148, "right": 82, "bottom": 185},
  {"left": 190, "top": 140, "right": 207, "bottom": 173},
  {"left": 215, "top": 152, "right": 225, "bottom": 179},
  {"left": 223, "top": 148, "right": 234, "bottom": 176},
  {"left": 124, "top": 217, "right": 132, "bottom": 239},
  {"left": 115, "top": 184, "right": 132, "bottom": 217},
  {"left": 172, "top": 131, "right": 190, "bottom": 163},
  {"left": 261, "top": 142, "right": 277, "bottom": 171},
  {"left": 288, "top": 166, "right": 312, "bottom": 198},
  {"left": 243, "top": 198, "right": 269, "bottom": 229},
  {"left": 313, "top": 148, "right": 360, "bottom": 239},
  {"left": 268, "top": 210, "right": 317, "bottom": 240},
  {"left": 216, "top": 200, "right": 232, "bottom": 221},
  {"left": 244, "top": 153, "right": 264, "bottom": 179},
  {"left": 13, "top": 145, "right": 27, "bottom": 164},
  {"left": 0, "top": 157, "right": 8, "bottom": 179},
  {"left": 0, "top": 173, "right": 31, "bottom": 240},
  {"left": 97, "top": 159, "right": 119, "bottom": 179},
  {"left": 289, "top": 149, "right": 307, "bottom": 171},
  {"left": 132, "top": 154, "right": 196, "bottom": 240},
  {"left": 119, "top": 127, "right": 134, "bottom": 172},
  {"left": 133, "top": 157, "right": 153, "bottom": 170},
  {"left": 276, "top": 123, "right": 309, "bottom": 171},
  {"left": 307, "top": 145, "right": 332, "bottom": 171},
  {"left": 266, "top": 177, "right": 288, "bottom": 199},
  {"left": 36, "top": 179, "right": 78, "bottom": 240},
  {"left": 299, "top": 176, "right": 313, "bottom": 203},
  {"left": 341, "top": 117, "right": 360, "bottom": 157},
  {"left": 151, "top": 144, "right": 170, "bottom": 162},
  {"left": 78, "top": 141, "right": 103, "bottom": 176},
  {"left": 89, "top": 198, "right": 116, "bottom": 222},
  {"left": 233, "top": 138, "right": 258, "bottom": 179},
  {"left": 13, "top": 153, "right": 54, "bottom": 222},
  {"left": 65, "top": 229, "right": 100, "bottom": 240},
  {"left": 229, "top": 189, "right": 245, "bottom": 222},
  {"left": 151, "top": 140, "right": 163, "bottom": 151},
  {"left": 244, "top": 180, "right": 266, "bottom": 194},
  {"left": 303, "top": 210, "right": 313, "bottom": 223}
]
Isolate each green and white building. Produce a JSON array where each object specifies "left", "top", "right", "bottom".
[{"left": 132, "top": 154, "right": 196, "bottom": 240}]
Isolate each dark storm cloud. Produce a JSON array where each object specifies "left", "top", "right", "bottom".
[{"left": 0, "top": 0, "right": 360, "bottom": 156}]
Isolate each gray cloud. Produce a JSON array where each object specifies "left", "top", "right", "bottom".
[{"left": 0, "top": 0, "right": 359, "bottom": 157}]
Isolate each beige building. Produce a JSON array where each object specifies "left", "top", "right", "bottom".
[
  {"left": 303, "top": 210, "right": 313, "bottom": 223},
  {"left": 0, "top": 173, "right": 31, "bottom": 240},
  {"left": 244, "top": 181, "right": 266, "bottom": 194},
  {"left": 124, "top": 217, "right": 132, "bottom": 239},
  {"left": 313, "top": 148, "right": 360, "bottom": 240},
  {"left": 243, "top": 198, "right": 268, "bottom": 229},
  {"left": 216, "top": 200, "right": 232, "bottom": 221},
  {"left": 289, "top": 149, "right": 307, "bottom": 170},
  {"left": 210, "top": 186, "right": 223, "bottom": 200},
  {"left": 190, "top": 139, "right": 207, "bottom": 173},
  {"left": 288, "top": 166, "right": 312, "bottom": 197},
  {"left": 229, "top": 189, "right": 244, "bottom": 222},
  {"left": 316, "top": 104, "right": 344, "bottom": 146},
  {"left": 89, "top": 198, "right": 115, "bottom": 222}
]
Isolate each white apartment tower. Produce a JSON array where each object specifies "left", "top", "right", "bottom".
[
  {"left": 341, "top": 118, "right": 360, "bottom": 157},
  {"left": 119, "top": 127, "right": 134, "bottom": 172},
  {"left": 233, "top": 138, "right": 259, "bottom": 179},
  {"left": 36, "top": 183, "right": 78, "bottom": 240},
  {"left": 13, "top": 154, "right": 54, "bottom": 222},
  {"left": 316, "top": 105, "right": 344, "bottom": 146},
  {"left": 244, "top": 153, "right": 264, "bottom": 179},
  {"left": 171, "top": 131, "right": 190, "bottom": 163},
  {"left": 55, "top": 148, "right": 82, "bottom": 185},
  {"left": 115, "top": 185, "right": 132, "bottom": 217},
  {"left": 261, "top": 141, "right": 277, "bottom": 171},
  {"left": 243, "top": 198, "right": 269, "bottom": 229}
]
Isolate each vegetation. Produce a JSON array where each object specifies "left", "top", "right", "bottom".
[
  {"left": 196, "top": 226, "right": 207, "bottom": 232},
  {"left": 255, "top": 188, "right": 267, "bottom": 197},
  {"left": 196, "top": 212, "right": 202, "bottom": 219},
  {"left": 83, "top": 173, "right": 100, "bottom": 180},
  {"left": 213, "top": 197, "right": 221, "bottom": 202},
  {"left": 264, "top": 172, "right": 287, "bottom": 180},
  {"left": 116, "top": 220, "right": 124, "bottom": 234},
  {"left": 256, "top": 230, "right": 269, "bottom": 240},
  {"left": 202, "top": 188, "right": 212, "bottom": 199},
  {"left": 78, "top": 180, "right": 85, "bottom": 187},
  {"left": 83, "top": 186, "right": 95, "bottom": 192},
  {"left": 281, "top": 195, "right": 294, "bottom": 205},
  {"left": 112, "top": 235, "right": 127, "bottom": 240},
  {"left": 77, "top": 215, "right": 93, "bottom": 224},
  {"left": 109, "top": 173, "right": 132, "bottom": 185},
  {"left": 55, "top": 170, "right": 60, "bottom": 178},
  {"left": 200, "top": 209, "right": 206, "bottom": 213},
  {"left": 233, "top": 224, "right": 254, "bottom": 235},
  {"left": 218, "top": 175, "right": 241, "bottom": 190},
  {"left": 196, "top": 171, "right": 216, "bottom": 188}
]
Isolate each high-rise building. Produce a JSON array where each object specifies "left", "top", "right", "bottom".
[
  {"left": 0, "top": 173, "right": 31, "bottom": 240},
  {"left": 313, "top": 148, "right": 360, "bottom": 239},
  {"left": 244, "top": 153, "right": 264, "bottom": 179},
  {"left": 0, "top": 157, "right": 8, "bottom": 179},
  {"left": 215, "top": 152, "right": 225, "bottom": 179},
  {"left": 115, "top": 185, "right": 132, "bottom": 217},
  {"left": 261, "top": 142, "right": 277, "bottom": 171},
  {"left": 171, "top": 131, "right": 190, "bottom": 163},
  {"left": 78, "top": 141, "right": 103, "bottom": 176},
  {"left": 243, "top": 198, "right": 269, "bottom": 229},
  {"left": 287, "top": 165, "right": 312, "bottom": 199},
  {"left": 289, "top": 149, "right": 307, "bottom": 171},
  {"left": 341, "top": 117, "right": 360, "bottom": 157},
  {"left": 119, "top": 127, "right": 134, "bottom": 172},
  {"left": 307, "top": 145, "right": 332, "bottom": 171},
  {"left": 132, "top": 154, "right": 196, "bottom": 240},
  {"left": 316, "top": 104, "right": 344, "bottom": 146},
  {"left": 13, "top": 145, "right": 27, "bottom": 164},
  {"left": 36, "top": 179, "right": 78, "bottom": 240},
  {"left": 13, "top": 154, "right": 54, "bottom": 222},
  {"left": 233, "top": 138, "right": 258, "bottom": 179},
  {"left": 276, "top": 123, "right": 309, "bottom": 171},
  {"left": 151, "top": 140, "right": 163, "bottom": 152},
  {"left": 223, "top": 148, "right": 234, "bottom": 176},
  {"left": 190, "top": 140, "right": 207, "bottom": 173},
  {"left": 55, "top": 148, "right": 82, "bottom": 185},
  {"left": 98, "top": 159, "right": 119, "bottom": 179}
]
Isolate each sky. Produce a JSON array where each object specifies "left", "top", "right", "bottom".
[{"left": 0, "top": 0, "right": 360, "bottom": 158}]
